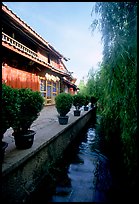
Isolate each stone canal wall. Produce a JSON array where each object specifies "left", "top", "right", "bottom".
[{"left": 2, "top": 108, "right": 95, "bottom": 203}]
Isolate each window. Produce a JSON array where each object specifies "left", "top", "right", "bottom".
[
  {"left": 47, "top": 81, "right": 51, "bottom": 97},
  {"left": 40, "top": 79, "right": 46, "bottom": 91},
  {"left": 53, "top": 82, "right": 57, "bottom": 96},
  {"left": 40, "top": 78, "right": 46, "bottom": 97}
]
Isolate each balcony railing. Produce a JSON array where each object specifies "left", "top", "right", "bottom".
[
  {"left": 2, "top": 32, "right": 67, "bottom": 74},
  {"left": 2, "top": 32, "right": 38, "bottom": 58}
]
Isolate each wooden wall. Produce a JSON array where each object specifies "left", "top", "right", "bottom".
[{"left": 2, "top": 65, "right": 40, "bottom": 91}]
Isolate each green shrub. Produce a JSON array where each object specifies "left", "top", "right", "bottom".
[
  {"left": 55, "top": 92, "right": 73, "bottom": 116},
  {"left": 2, "top": 83, "right": 19, "bottom": 136},
  {"left": 90, "top": 96, "right": 97, "bottom": 108},
  {"left": 72, "top": 93, "right": 85, "bottom": 110},
  {"left": 12, "top": 88, "right": 44, "bottom": 134},
  {"left": 83, "top": 95, "right": 90, "bottom": 106}
]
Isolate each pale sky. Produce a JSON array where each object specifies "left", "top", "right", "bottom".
[{"left": 3, "top": 2, "right": 103, "bottom": 85}]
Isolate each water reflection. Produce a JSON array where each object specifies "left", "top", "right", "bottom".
[{"left": 48, "top": 123, "right": 112, "bottom": 202}]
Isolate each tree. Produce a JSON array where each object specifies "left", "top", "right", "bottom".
[
  {"left": 78, "top": 78, "right": 86, "bottom": 95},
  {"left": 90, "top": 2, "right": 137, "bottom": 201}
]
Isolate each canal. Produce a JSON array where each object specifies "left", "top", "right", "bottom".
[{"left": 27, "top": 117, "right": 113, "bottom": 203}]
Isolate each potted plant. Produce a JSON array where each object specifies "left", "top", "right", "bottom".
[
  {"left": 72, "top": 93, "right": 85, "bottom": 116},
  {"left": 90, "top": 96, "right": 97, "bottom": 108},
  {"left": 83, "top": 95, "right": 90, "bottom": 111},
  {"left": 1, "top": 84, "right": 19, "bottom": 161},
  {"left": 55, "top": 92, "right": 73, "bottom": 125},
  {"left": 12, "top": 88, "right": 44, "bottom": 149}
]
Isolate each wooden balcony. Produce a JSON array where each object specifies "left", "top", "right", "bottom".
[
  {"left": 2, "top": 32, "right": 38, "bottom": 59},
  {"left": 2, "top": 32, "right": 68, "bottom": 75}
]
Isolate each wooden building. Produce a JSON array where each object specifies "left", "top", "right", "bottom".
[{"left": 2, "top": 3, "right": 77, "bottom": 105}]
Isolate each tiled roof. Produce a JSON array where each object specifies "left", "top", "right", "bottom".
[
  {"left": 2, "top": 3, "right": 68, "bottom": 60},
  {"left": 63, "top": 77, "right": 77, "bottom": 88}
]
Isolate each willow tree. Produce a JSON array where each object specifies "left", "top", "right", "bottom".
[{"left": 91, "top": 2, "right": 137, "bottom": 200}]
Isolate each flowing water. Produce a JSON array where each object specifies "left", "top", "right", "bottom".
[{"left": 29, "top": 120, "right": 113, "bottom": 202}]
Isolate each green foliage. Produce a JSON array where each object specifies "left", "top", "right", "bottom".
[
  {"left": 83, "top": 94, "right": 90, "bottom": 106},
  {"left": 55, "top": 93, "right": 73, "bottom": 116},
  {"left": 12, "top": 88, "right": 44, "bottom": 133},
  {"left": 72, "top": 93, "right": 85, "bottom": 110},
  {"left": 90, "top": 96, "right": 97, "bottom": 108},
  {"left": 78, "top": 79, "right": 87, "bottom": 95},
  {"left": 2, "top": 83, "right": 19, "bottom": 136},
  {"left": 91, "top": 2, "right": 137, "bottom": 64},
  {"left": 90, "top": 2, "right": 137, "bottom": 195}
]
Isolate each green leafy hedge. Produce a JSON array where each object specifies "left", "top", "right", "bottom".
[
  {"left": 2, "top": 84, "right": 19, "bottom": 136},
  {"left": 12, "top": 88, "right": 44, "bottom": 133},
  {"left": 55, "top": 92, "right": 73, "bottom": 116},
  {"left": 2, "top": 84, "right": 44, "bottom": 135}
]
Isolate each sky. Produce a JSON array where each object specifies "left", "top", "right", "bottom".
[{"left": 3, "top": 2, "right": 103, "bottom": 85}]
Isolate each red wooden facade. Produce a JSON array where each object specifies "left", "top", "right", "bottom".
[
  {"left": 2, "top": 65, "right": 40, "bottom": 91},
  {"left": 2, "top": 3, "right": 78, "bottom": 105}
]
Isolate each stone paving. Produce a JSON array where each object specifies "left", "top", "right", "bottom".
[
  {"left": 3, "top": 105, "right": 59, "bottom": 154},
  {"left": 2, "top": 105, "right": 86, "bottom": 167}
]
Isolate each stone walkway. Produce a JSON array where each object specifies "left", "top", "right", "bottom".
[
  {"left": 3, "top": 105, "right": 59, "bottom": 154},
  {"left": 2, "top": 105, "right": 87, "bottom": 173}
]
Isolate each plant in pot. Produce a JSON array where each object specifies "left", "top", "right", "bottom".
[
  {"left": 72, "top": 93, "right": 85, "bottom": 116},
  {"left": 12, "top": 88, "right": 44, "bottom": 149},
  {"left": 55, "top": 92, "right": 73, "bottom": 125},
  {"left": 1, "top": 83, "right": 19, "bottom": 161},
  {"left": 83, "top": 95, "right": 90, "bottom": 111},
  {"left": 90, "top": 96, "right": 97, "bottom": 108}
]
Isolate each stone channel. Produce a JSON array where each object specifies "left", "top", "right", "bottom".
[
  {"left": 26, "top": 118, "right": 113, "bottom": 203},
  {"left": 2, "top": 106, "right": 97, "bottom": 203}
]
